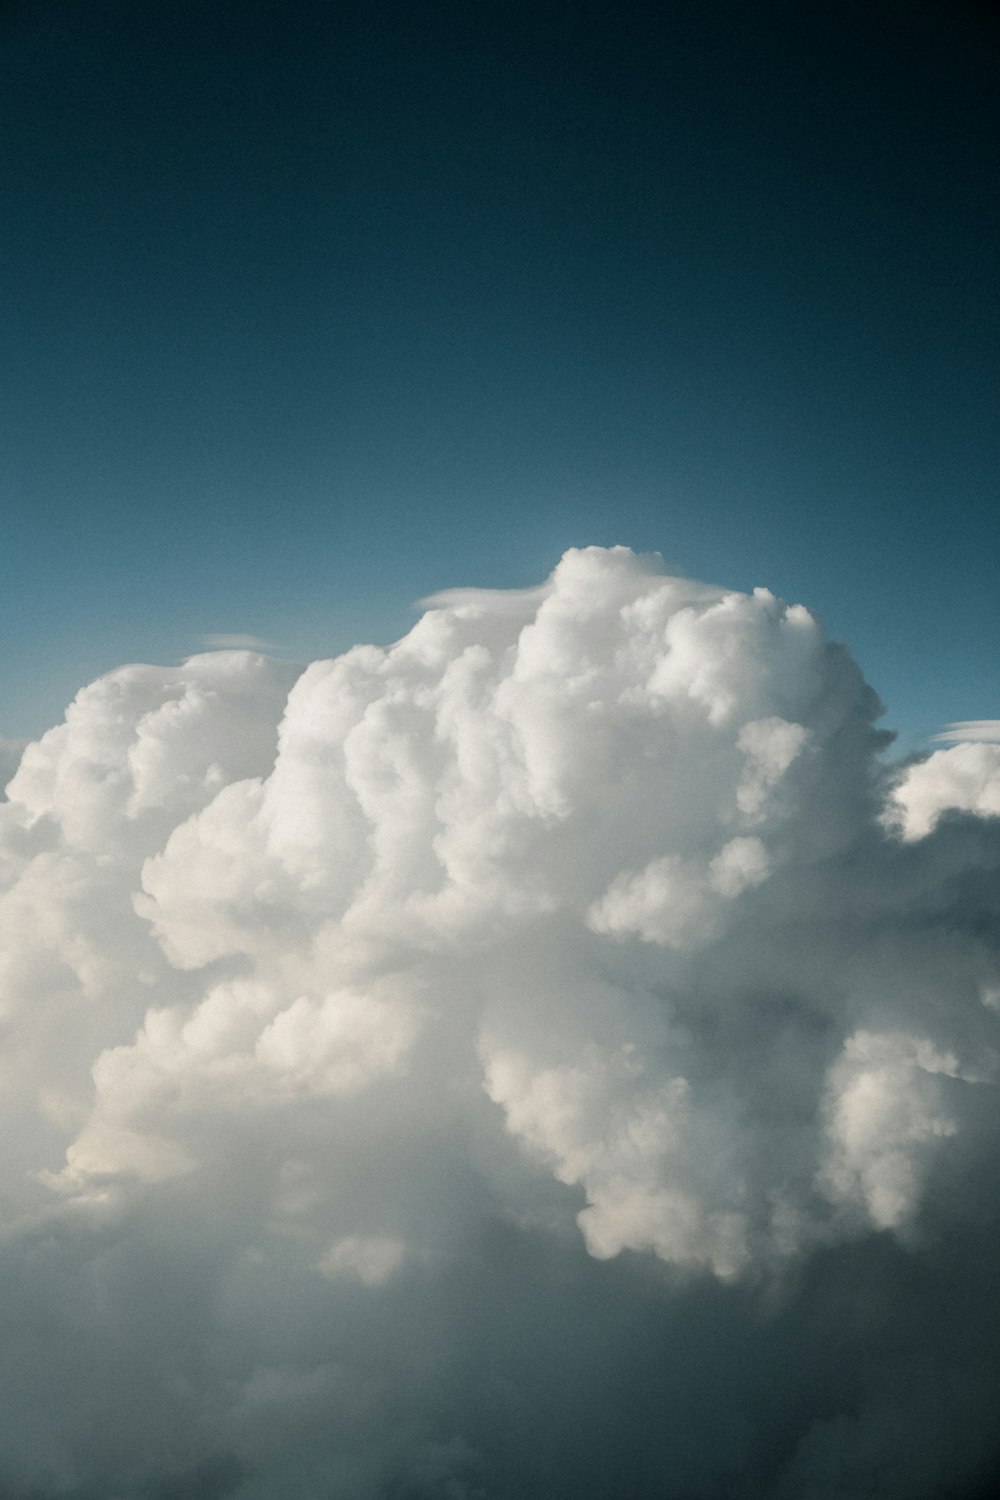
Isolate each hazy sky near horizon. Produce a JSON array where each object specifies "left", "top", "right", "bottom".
[{"left": 1, "top": 0, "right": 998, "bottom": 746}]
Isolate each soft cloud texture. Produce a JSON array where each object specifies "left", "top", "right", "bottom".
[
  {"left": 891, "top": 740, "right": 1000, "bottom": 839},
  {"left": 1, "top": 547, "right": 999, "bottom": 1498}
]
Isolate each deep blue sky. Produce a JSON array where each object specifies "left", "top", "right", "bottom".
[{"left": 1, "top": 0, "right": 997, "bottom": 747}]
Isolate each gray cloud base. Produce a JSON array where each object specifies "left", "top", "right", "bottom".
[{"left": 1, "top": 548, "right": 999, "bottom": 1498}]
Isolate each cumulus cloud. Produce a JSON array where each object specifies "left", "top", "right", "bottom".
[
  {"left": 891, "top": 740, "right": 1000, "bottom": 839},
  {"left": 1, "top": 547, "right": 999, "bottom": 1498}
]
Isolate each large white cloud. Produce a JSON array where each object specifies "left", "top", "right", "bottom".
[{"left": 1, "top": 547, "right": 999, "bottom": 1499}]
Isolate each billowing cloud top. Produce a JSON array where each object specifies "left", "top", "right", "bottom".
[{"left": 2, "top": 548, "right": 999, "bottom": 1499}]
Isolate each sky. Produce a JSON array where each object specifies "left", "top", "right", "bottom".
[
  {"left": 4, "top": 6, "right": 1000, "bottom": 1500},
  {"left": 1, "top": 0, "right": 998, "bottom": 746}
]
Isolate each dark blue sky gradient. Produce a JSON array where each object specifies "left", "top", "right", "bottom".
[{"left": 2, "top": 0, "right": 997, "bottom": 744}]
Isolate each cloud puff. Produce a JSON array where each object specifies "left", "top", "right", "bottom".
[
  {"left": 891, "top": 740, "right": 1000, "bottom": 838},
  {"left": 2, "top": 547, "right": 1000, "bottom": 1498}
]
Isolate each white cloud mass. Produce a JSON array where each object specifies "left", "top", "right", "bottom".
[{"left": 2, "top": 548, "right": 1000, "bottom": 1498}]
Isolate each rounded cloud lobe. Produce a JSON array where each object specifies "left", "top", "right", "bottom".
[{"left": 2, "top": 548, "right": 999, "bottom": 1499}]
